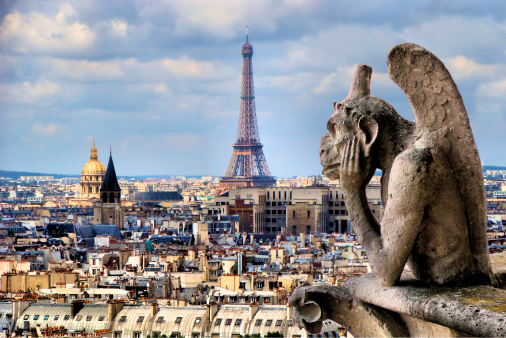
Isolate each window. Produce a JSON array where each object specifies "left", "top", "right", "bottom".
[
  {"left": 23, "top": 315, "right": 29, "bottom": 320},
  {"left": 156, "top": 316, "right": 164, "bottom": 323},
  {"left": 54, "top": 315, "right": 59, "bottom": 321},
  {"left": 64, "top": 315, "right": 70, "bottom": 321},
  {"left": 44, "top": 315, "right": 49, "bottom": 320},
  {"left": 192, "top": 334, "right": 200, "bottom": 338},
  {"left": 114, "top": 332, "right": 121, "bottom": 338},
  {"left": 293, "top": 210, "right": 296, "bottom": 218},
  {"left": 276, "top": 320, "right": 283, "bottom": 326},
  {"left": 76, "top": 315, "right": 82, "bottom": 321},
  {"left": 98, "top": 316, "right": 105, "bottom": 321},
  {"left": 119, "top": 316, "right": 127, "bottom": 323},
  {"left": 265, "top": 320, "right": 273, "bottom": 326},
  {"left": 278, "top": 202, "right": 282, "bottom": 206},
  {"left": 175, "top": 317, "right": 182, "bottom": 323},
  {"left": 267, "top": 191, "right": 270, "bottom": 199},
  {"left": 137, "top": 316, "right": 144, "bottom": 323},
  {"left": 215, "top": 319, "right": 222, "bottom": 325},
  {"left": 279, "top": 192, "right": 281, "bottom": 199},
  {"left": 34, "top": 315, "right": 39, "bottom": 320},
  {"left": 235, "top": 319, "right": 242, "bottom": 326},
  {"left": 133, "top": 333, "right": 141, "bottom": 338},
  {"left": 194, "top": 317, "right": 202, "bottom": 324},
  {"left": 266, "top": 202, "right": 271, "bottom": 206},
  {"left": 284, "top": 191, "right": 287, "bottom": 199},
  {"left": 255, "top": 319, "right": 262, "bottom": 326},
  {"left": 225, "top": 318, "right": 232, "bottom": 325},
  {"left": 86, "top": 315, "right": 92, "bottom": 321},
  {"left": 308, "top": 210, "right": 311, "bottom": 218}
]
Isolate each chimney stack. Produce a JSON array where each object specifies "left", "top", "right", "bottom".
[
  {"left": 249, "top": 302, "right": 259, "bottom": 320},
  {"left": 151, "top": 301, "right": 159, "bottom": 317},
  {"left": 108, "top": 300, "right": 125, "bottom": 322},
  {"left": 71, "top": 300, "right": 84, "bottom": 319},
  {"left": 208, "top": 301, "right": 219, "bottom": 320}
]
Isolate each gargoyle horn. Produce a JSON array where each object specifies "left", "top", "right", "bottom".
[{"left": 347, "top": 63, "right": 372, "bottom": 100}]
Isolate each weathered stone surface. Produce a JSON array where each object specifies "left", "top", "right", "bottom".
[{"left": 290, "top": 274, "right": 506, "bottom": 337}]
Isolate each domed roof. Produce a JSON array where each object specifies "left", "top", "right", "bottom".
[{"left": 82, "top": 138, "right": 106, "bottom": 176}]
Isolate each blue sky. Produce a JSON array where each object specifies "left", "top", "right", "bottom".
[{"left": 2, "top": 0, "right": 506, "bottom": 176}]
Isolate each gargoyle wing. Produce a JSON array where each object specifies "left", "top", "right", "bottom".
[{"left": 387, "top": 42, "right": 489, "bottom": 278}]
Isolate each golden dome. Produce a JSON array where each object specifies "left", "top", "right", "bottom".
[{"left": 82, "top": 138, "right": 106, "bottom": 176}]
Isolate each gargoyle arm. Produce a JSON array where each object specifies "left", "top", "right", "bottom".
[{"left": 345, "top": 149, "right": 434, "bottom": 286}]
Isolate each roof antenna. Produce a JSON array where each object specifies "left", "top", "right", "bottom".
[{"left": 246, "top": 26, "right": 249, "bottom": 43}]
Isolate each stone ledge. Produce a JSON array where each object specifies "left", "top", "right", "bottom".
[{"left": 345, "top": 273, "right": 506, "bottom": 337}]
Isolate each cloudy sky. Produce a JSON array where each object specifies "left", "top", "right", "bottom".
[{"left": 2, "top": 0, "right": 506, "bottom": 177}]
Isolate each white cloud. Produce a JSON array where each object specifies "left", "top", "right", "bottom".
[
  {"left": 31, "top": 122, "right": 63, "bottom": 137},
  {"left": 161, "top": 57, "right": 216, "bottom": 77},
  {"left": 110, "top": 19, "right": 128, "bottom": 37},
  {"left": 446, "top": 56, "right": 496, "bottom": 79},
  {"left": 0, "top": 80, "right": 60, "bottom": 103},
  {"left": 50, "top": 58, "right": 125, "bottom": 81},
  {"left": 45, "top": 56, "right": 230, "bottom": 83},
  {"left": 0, "top": 7, "right": 95, "bottom": 55},
  {"left": 477, "top": 79, "right": 506, "bottom": 98}
]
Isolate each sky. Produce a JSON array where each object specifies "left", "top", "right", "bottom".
[{"left": 2, "top": 0, "right": 506, "bottom": 177}]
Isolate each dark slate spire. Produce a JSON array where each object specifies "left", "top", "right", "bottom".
[{"left": 101, "top": 152, "right": 121, "bottom": 192}]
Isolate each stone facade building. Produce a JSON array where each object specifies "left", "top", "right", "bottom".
[{"left": 207, "top": 186, "right": 361, "bottom": 234}]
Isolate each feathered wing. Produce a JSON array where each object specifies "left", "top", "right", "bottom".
[{"left": 387, "top": 42, "right": 490, "bottom": 278}]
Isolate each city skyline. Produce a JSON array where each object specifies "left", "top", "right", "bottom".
[{"left": 2, "top": 1, "right": 506, "bottom": 176}]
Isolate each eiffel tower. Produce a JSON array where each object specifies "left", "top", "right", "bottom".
[{"left": 216, "top": 30, "right": 276, "bottom": 194}]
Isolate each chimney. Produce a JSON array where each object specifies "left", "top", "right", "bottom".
[
  {"left": 151, "top": 301, "right": 159, "bottom": 317},
  {"left": 208, "top": 301, "right": 219, "bottom": 320},
  {"left": 108, "top": 300, "right": 124, "bottom": 322},
  {"left": 251, "top": 274, "right": 255, "bottom": 291},
  {"left": 286, "top": 303, "right": 293, "bottom": 321},
  {"left": 57, "top": 294, "right": 68, "bottom": 304},
  {"left": 71, "top": 300, "right": 84, "bottom": 319},
  {"left": 300, "top": 233, "right": 305, "bottom": 248},
  {"left": 249, "top": 302, "right": 259, "bottom": 320}
]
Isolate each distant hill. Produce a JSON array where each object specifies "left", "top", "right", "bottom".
[{"left": 0, "top": 170, "right": 78, "bottom": 179}]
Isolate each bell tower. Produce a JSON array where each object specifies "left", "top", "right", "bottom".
[{"left": 94, "top": 151, "right": 124, "bottom": 228}]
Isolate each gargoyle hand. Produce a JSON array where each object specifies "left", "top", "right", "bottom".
[
  {"left": 340, "top": 136, "right": 372, "bottom": 191},
  {"left": 288, "top": 287, "right": 324, "bottom": 334}
]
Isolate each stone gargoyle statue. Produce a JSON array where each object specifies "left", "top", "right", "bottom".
[{"left": 289, "top": 43, "right": 506, "bottom": 337}]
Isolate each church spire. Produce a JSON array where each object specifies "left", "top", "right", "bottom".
[{"left": 101, "top": 152, "right": 121, "bottom": 192}]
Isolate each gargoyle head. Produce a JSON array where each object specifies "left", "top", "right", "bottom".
[{"left": 320, "top": 64, "right": 377, "bottom": 179}]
